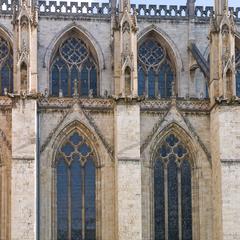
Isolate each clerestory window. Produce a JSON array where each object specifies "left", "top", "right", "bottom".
[
  {"left": 138, "top": 39, "right": 174, "bottom": 98},
  {"left": 0, "top": 36, "right": 13, "bottom": 95},
  {"left": 55, "top": 131, "right": 96, "bottom": 240},
  {"left": 154, "top": 134, "right": 192, "bottom": 240},
  {"left": 236, "top": 48, "right": 240, "bottom": 96},
  {"left": 50, "top": 37, "right": 98, "bottom": 97}
]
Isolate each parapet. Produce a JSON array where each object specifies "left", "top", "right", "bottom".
[{"left": 0, "top": 0, "right": 239, "bottom": 22}]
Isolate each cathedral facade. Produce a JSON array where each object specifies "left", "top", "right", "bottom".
[{"left": 0, "top": 0, "right": 240, "bottom": 239}]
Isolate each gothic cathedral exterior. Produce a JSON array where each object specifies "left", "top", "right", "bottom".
[{"left": 0, "top": 0, "right": 240, "bottom": 239}]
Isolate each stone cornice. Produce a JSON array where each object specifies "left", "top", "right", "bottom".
[
  {"left": 38, "top": 97, "right": 115, "bottom": 111},
  {"left": 140, "top": 98, "right": 210, "bottom": 113}
]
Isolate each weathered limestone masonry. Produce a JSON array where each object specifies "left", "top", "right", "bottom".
[
  {"left": 11, "top": 99, "right": 37, "bottom": 240},
  {"left": 114, "top": 103, "right": 142, "bottom": 240},
  {"left": 113, "top": 1, "right": 141, "bottom": 239},
  {"left": 210, "top": 0, "right": 240, "bottom": 240},
  {"left": 211, "top": 106, "right": 240, "bottom": 240}
]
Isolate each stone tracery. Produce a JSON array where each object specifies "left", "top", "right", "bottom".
[
  {"left": 153, "top": 133, "right": 192, "bottom": 240},
  {"left": 0, "top": 36, "right": 13, "bottom": 95},
  {"left": 51, "top": 37, "right": 98, "bottom": 98},
  {"left": 138, "top": 38, "right": 174, "bottom": 98},
  {"left": 55, "top": 131, "right": 96, "bottom": 240}
]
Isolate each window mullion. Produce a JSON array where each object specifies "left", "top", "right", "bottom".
[
  {"left": 0, "top": 67, "right": 2, "bottom": 94},
  {"left": 164, "top": 162, "right": 168, "bottom": 240},
  {"left": 68, "top": 166, "right": 71, "bottom": 240},
  {"left": 178, "top": 163, "right": 182, "bottom": 240},
  {"left": 82, "top": 166, "right": 85, "bottom": 240}
]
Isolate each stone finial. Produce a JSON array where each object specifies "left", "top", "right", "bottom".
[
  {"left": 187, "top": 0, "right": 196, "bottom": 17},
  {"left": 59, "top": 89, "right": 63, "bottom": 98},
  {"left": 4, "top": 88, "right": 8, "bottom": 96},
  {"left": 73, "top": 79, "right": 79, "bottom": 98},
  {"left": 88, "top": 89, "right": 93, "bottom": 99},
  {"left": 120, "top": 0, "right": 130, "bottom": 12}
]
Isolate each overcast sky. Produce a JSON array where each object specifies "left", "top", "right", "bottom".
[{"left": 79, "top": 0, "right": 238, "bottom": 7}]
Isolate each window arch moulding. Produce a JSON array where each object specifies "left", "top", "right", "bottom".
[
  {"left": 0, "top": 30, "right": 13, "bottom": 95},
  {"left": 149, "top": 125, "right": 201, "bottom": 240},
  {"left": 50, "top": 31, "right": 99, "bottom": 98},
  {"left": 138, "top": 26, "right": 183, "bottom": 98},
  {"left": 49, "top": 122, "right": 102, "bottom": 240},
  {"left": 44, "top": 24, "right": 105, "bottom": 96}
]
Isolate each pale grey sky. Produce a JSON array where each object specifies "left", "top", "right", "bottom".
[
  {"left": 131, "top": 0, "right": 238, "bottom": 7},
  {"left": 81, "top": 0, "right": 238, "bottom": 7}
]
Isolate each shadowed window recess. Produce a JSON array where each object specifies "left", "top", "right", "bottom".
[
  {"left": 56, "top": 131, "right": 96, "bottom": 240},
  {"left": 0, "top": 36, "right": 13, "bottom": 95},
  {"left": 138, "top": 39, "right": 174, "bottom": 98},
  {"left": 154, "top": 134, "right": 192, "bottom": 240},
  {"left": 51, "top": 37, "right": 98, "bottom": 97},
  {"left": 236, "top": 48, "right": 240, "bottom": 96}
]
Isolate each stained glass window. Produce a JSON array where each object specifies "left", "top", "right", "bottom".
[
  {"left": 154, "top": 134, "right": 192, "bottom": 240},
  {"left": 138, "top": 39, "right": 174, "bottom": 98},
  {"left": 51, "top": 37, "right": 98, "bottom": 97},
  {"left": 0, "top": 36, "right": 13, "bottom": 95},
  {"left": 56, "top": 131, "right": 96, "bottom": 240},
  {"left": 236, "top": 48, "right": 240, "bottom": 96}
]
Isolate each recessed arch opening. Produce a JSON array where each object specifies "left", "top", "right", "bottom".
[
  {"left": 137, "top": 30, "right": 177, "bottom": 98},
  {"left": 49, "top": 28, "right": 100, "bottom": 98}
]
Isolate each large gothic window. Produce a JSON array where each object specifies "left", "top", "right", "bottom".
[
  {"left": 154, "top": 134, "right": 192, "bottom": 240},
  {"left": 56, "top": 131, "right": 96, "bottom": 240},
  {"left": 0, "top": 36, "right": 13, "bottom": 95},
  {"left": 51, "top": 37, "right": 98, "bottom": 97},
  {"left": 138, "top": 39, "right": 174, "bottom": 98},
  {"left": 236, "top": 48, "right": 240, "bottom": 96}
]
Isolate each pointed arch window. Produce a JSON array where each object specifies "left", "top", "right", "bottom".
[
  {"left": 0, "top": 36, "right": 13, "bottom": 95},
  {"left": 235, "top": 48, "right": 240, "bottom": 96},
  {"left": 154, "top": 134, "right": 192, "bottom": 240},
  {"left": 50, "top": 37, "right": 98, "bottom": 97},
  {"left": 55, "top": 131, "right": 96, "bottom": 240},
  {"left": 138, "top": 39, "right": 174, "bottom": 98}
]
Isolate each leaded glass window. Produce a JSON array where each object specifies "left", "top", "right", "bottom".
[
  {"left": 154, "top": 134, "right": 192, "bottom": 240},
  {"left": 138, "top": 39, "right": 174, "bottom": 98},
  {"left": 56, "top": 131, "right": 96, "bottom": 240},
  {"left": 51, "top": 37, "right": 98, "bottom": 97},
  {"left": 236, "top": 48, "right": 240, "bottom": 96},
  {"left": 0, "top": 36, "right": 13, "bottom": 95}
]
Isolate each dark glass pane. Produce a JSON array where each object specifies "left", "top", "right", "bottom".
[
  {"left": 52, "top": 65, "right": 59, "bottom": 96},
  {"left": 138, "top": 66, "right": 145, "bottom": 96},
  {"left": 1, "top": 63, "right": 10, "bottom": 95},
  {"left": 70, "top": 132, "right": 83, "bottom": 145},
  {"left": 57, "top": 159, "right": 68, "bottom": 240},
  {"left": 166, "top": 69, "right": 173, "bottom": 98},
  {"left": 158, "top": 69, "right": 165, "bottom": 98},
  {"left": 181, "top": 160, "right": 192, "bottom": 240},
  {"left": 61, "top": 142, "right": 74, "bottom": 156},
  {"left": 60, "top": 37, "right": 88, "bottom": 65},
  {"left": 205, "top": 82, "right": 209, "bottom": 98},
  {"left": 236, "top": 71, "right": 240, "bottom": 97},
  {"left": 148, "top": 68, "right": 155, "bottom": 98},
  {"left": 159, "top": 143, "right": 171, "bottom": 158},
  {"left": 80, "top": 66, "right": 88, "bottom": 96},
  {"left": 78, "top": 143, "right": 91, "bottom": 157},
  {"left": 154, "top": 160, "right": 165, "bottom": 240},
  {"left": 90, "top": 67, "right": 97, "bottom": 96},
  {"left": 71, "top": 66, "right": 79, "bottom": 96},
  {"left": 139, "top": 39, "right": 165, "bottom": 66},
  {"left": 71, "top": 159, "right": 82, "bottom": 240},
  {"left": 61, "top": 65, "right": 69, "bottom": 96},
  {"left": 168, "top": 158, "right": 178, "bottom": 240},
  {"left": 174, "top": 144, "right": 187, "bottom": 158},
  {"left": 166, "top": 134, "right": 178, "bottom": 147},
  {"left": 84, "top": 159, "right": 96, "bottom": 240}
]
